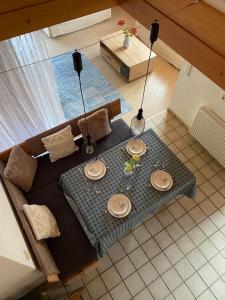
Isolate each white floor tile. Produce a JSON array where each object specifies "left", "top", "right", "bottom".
[
  {"left": 176, "top": 235, "right": 195, "bottom": 255},
  {"left": 198, "top": 218, "right": 217, "bottom": 237},
  {"left": 110, "top": 282, "right": 131, "bottom": 300},
  {"left": 174, "top": 257, "right": 195, "bottom": 280},
  {"left": 166, "top": 221, "right": 185, "bottom": 241},
  {"left": 99, "top": 293, "right": 112, "bottom": 300},
  {"left": 198, "top": 239, "right": 218, "bottom": 260},
  {"left": 179, "top": 196, "right": 196, "bottom": 212},
  {"left": 129, "top": 247, "right": 149, "bottom": 269},
  {"left": 177, "top": 214, "right": 196, "bottom": 232},
  {"left": 210, "top": 231, "right": 225, "bottom": 250},
  {"left": 164, "top": 295, "right": 176, "bottom": 300},
  {"left": 134, "top": 288, "right": 154, "bottom": 300},
  {"left": 148, "top": 277, "right": 170, "bottom": 300},
  {"left": 151, "top": 252, "right": 172, "bottom": 275},
  {"left": 124, "top": 272, "right": 145, "bottom": 297},
  {"left": 187, "top": 248, "right": 207, "bottom": 270},
  {"left": 115, "top": 256, "right": 135, "bottom": 280},
  {"left": 164, "top": 243, "right": 184, "bottom": 265},
  {"left": 210, "top": 253, "right": 225, "bottom": 276},
  {"left": 198, "top": 263, "right": 219, "bottom": 286},
  {"left": 199, "top": 199, "right": 217, "bottom": 216},
  {"left": 154, "top": 229, "right": 173, "bottom": 250},
  {"left": 210, "top": 192, "right": 225, "bottom": 208},
  {"left": 168, "top": 202, "right": 185, "bottom": 219},
  {"left": 187, "top": 226, "right": 207, "bottom": 246},
  {"left": 138, "top": 261, "right": 159, "bottom": 285},
  {"left": 173, "top": 283, "right": 195, "bottom": 300},
  {"left": 101, "top": 266, "right": 121, "bottom": 290},
  {"left": 132, "top": 225, "right": 151, "bottom": 245},
  {"left": 210, "top": 210, "right": 225, "bottom": 228},
  {"left": 82, "top": 268, "right": 99, "bottom": 284},
  {"left": 142, "top": 238, "right": 161, "bottom": 259},
  {"left": 197, "top": 289, "right": 217, "bottom": 300},
  {"left": 157, "top": 209, "right": 175, "bottom": 226},
  {"left": 210, "top": 278, "right": 225, "bottom": 300},
  {"left": 120, "top": 233, "right": 139, "bottom": 254},
  {"left": 107, "top": 242, "right": 126, "bottom": 263},
  {"left": 186, "top": 273, "right": 207, "bottom": 297},
  {"left": 162, "top": 267, "right": 183, "bottom": 291},
  {"left": 86, "top": 276, "right": 107, "bottom": 300},
  {"left": 145, "top": 216, "right": 163, "bottom": 236},
  {"left": 188, "top": 206, "right": 206, "bottom": 224},
  {"left": 98, "top": 253, "right": 113, "bottom": 273}
]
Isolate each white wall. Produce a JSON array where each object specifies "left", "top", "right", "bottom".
[
  {"left": 0, "top": 256, "right": 43, "bottom": 300},
  {"left": 44, "top": 9, "right": 111, "bottom": 37},
  {"left": 169, "top": 59, "right": 225, "bottom": 127},
  {"left": 0, "top": 181, "right": 43, "bottom": 299}
]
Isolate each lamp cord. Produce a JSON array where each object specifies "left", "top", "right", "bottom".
[
  {"left": 140, "top": 43, "right": 153, "bottom": 109},
  {"left": 78, "top": 74, "right": 89, "bottom": 136}
]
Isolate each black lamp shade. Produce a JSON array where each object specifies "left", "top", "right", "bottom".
[
  {"left": 72, "top": 50, "right": 83, "bottom": 75},
  {"left": 150, "top": 20, "right": 159, "bottom": 45}
]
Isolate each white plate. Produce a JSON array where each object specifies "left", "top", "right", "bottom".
[
  {"left": 126, "top": 139, "right": 147, "bottom": 156},
  {"left": 107, "top": 194, "right": 131, "bottom": 218},
  {"left": 84, "top": 160, "right": 107, "bottom": 180},
  {"left": 150, "top": 170, "right": 173, "bottom": 191}
]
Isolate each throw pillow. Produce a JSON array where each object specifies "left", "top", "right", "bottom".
[
  {"left": 78, "top": 108, "right": 112, "bottom": 142},
  {"left": 41, "top": 125, "right": 78, "bottom": 162},
  {"left": 23, "top": 204, "right": 60, "bottom": 240},
  {"left": 4, "top": 146, "right": 38, "bottom": 192}
]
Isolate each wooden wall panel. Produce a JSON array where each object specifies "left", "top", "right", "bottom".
[
  {"left": 121, "top": 0, "right": 225, "bottom": 90},
  {"left": 0, "top": 0, "right": 119, "bottom": 41}
]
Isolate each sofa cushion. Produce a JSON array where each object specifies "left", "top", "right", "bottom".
[
  {"left": 23, "top": 204, "right": 61, "bottom": 240},
  {"left": 78, "top": 108, "right": 112, "bottom": 142},
  {"left": 4, "top": 146, "right": 38, "bottom": 192},
  {"left": 31, "top": 119, "right": 132, "bottom": 191},
  {"left": 24, "top": 180, "right": 97, "bottom": 278},
  {"left": 41, "top": 125, "right": 79, "bottom": 162}
]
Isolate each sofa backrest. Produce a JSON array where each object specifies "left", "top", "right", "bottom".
[
  {"left": 0, "top": 161, "right": 60, "bottom": 281},
  {"left": 0, "top": 99, "right": 121, "bottom": 162}
]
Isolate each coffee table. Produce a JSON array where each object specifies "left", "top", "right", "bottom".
[
  {"left": 100, "top": 31, "right": 157, "bottom": 82},
  {"left": 59, "top": 129, "right": 196, "bottom": 256}
]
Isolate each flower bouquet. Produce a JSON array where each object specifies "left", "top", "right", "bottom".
[
  {"left": 124, "top": 155, "right": 141, "bottom": 175},
  {"left": 117, "top": 19, "right": 137, "bottom": 48}
]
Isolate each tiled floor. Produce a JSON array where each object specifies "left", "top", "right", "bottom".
[{"left": 47, "top": 111, "right": 225, "bottom": 300}]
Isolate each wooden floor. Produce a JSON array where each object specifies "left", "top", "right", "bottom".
[{"left": 43, "top": 6, "right": 179, "bottom": 124}]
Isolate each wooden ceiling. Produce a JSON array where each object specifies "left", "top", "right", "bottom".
[
  {"left": 0, "top": 0, "right": 119, "bottom": 41},
  {"left": 120, "top": 0, "right": 225, "bottom": 90},
  {"left": 0, "top": 0, "right": 225, "bottom": 90}
]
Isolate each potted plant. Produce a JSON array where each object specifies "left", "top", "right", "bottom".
[{"left": 117, "top": 19, "right": 137, "bottom": 49}]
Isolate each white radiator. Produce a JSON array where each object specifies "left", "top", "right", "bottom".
[{"left": 190, "top": 106, "right": 225, "bottom": 167}]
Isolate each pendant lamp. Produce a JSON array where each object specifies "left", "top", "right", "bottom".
[
  {"left": 72, "top": 50, "right": 96, "bottom": 158},
  {"left": 130, "top": 20, "right": 159, "bottom": 135}
]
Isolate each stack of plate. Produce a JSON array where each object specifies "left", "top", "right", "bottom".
[
  {"left": 107, "top": 194, "right": 131, "bottom": 218},
  {"left": 126, "top": 139, "right": 147, "bottom": 156},
  {"left": 84, "top": 160, "right": 107, "bottom": 180},
  {"left": 150, "top": 170, "right": 173, "bottom": 191}
]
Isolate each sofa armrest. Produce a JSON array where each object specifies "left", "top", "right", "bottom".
[{"left": 0, "top": 161, "right": 60, "bottom": 283}]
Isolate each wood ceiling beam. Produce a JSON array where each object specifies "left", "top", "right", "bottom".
[
  {"left": 0, "top": 0, "right": 119, "bottom": 41},
  {"left": 121, "top": 0, "right": 225, "bottom": 91}
]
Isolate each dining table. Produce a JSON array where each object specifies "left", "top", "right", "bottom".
[{"left": 59, "top": 129, "right": 197, "bottom": 256}]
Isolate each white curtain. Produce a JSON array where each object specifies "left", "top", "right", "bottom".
[{"left": 0, "top": 31, "right": 65, "bottom": 151}]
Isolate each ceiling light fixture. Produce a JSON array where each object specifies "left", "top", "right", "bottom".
[
  {"left": 130, "top": 20, "right": 159, "bottom": 135},
  {"left": 72, "top": 50, "right": 96, "bottom": 158}
]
